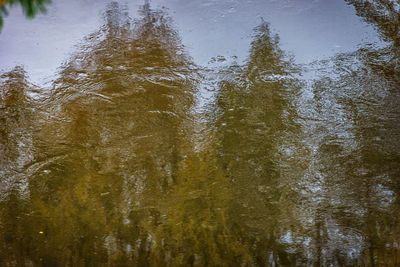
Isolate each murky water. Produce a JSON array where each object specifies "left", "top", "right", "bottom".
[{"left": 1, "top": 0, "right": 400, "bottom": 266}]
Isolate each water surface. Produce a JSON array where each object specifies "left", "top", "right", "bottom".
[{"left": 1, "top": 0, "right": 399, "bottom": 266}]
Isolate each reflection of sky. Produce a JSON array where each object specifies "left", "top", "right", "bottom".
[{"left": 0, "top": 0, "right": 382, "bottom": 84}]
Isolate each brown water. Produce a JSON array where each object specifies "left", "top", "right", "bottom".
[{"left": 1, "top": 0, "right": 400, "bottom": 266}]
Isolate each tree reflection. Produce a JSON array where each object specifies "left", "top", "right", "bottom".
[
  {"left": 345, "top": 0, "right": 400, "bottom": 80},
  {"left": 310, "top": 44, "right": 400, "bottom": 265},
  {"left": 0, "top": 66, "right": 33, "bottom": 168},
  {"left": 212, "top": 21, "right": 308, "bottom": 265},
  {"left": 0, "top": 66, "right": 35, "bottom": 266},
  {"left": 1, "top": 2, "right": 197, "bottom": 265},
  {"left": 345, "top": 0, "right": 400, "bottom": 47}
]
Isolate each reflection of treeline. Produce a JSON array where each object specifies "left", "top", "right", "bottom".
[{"left": 1, "top": 1, "right": 400, "bottom": 266}]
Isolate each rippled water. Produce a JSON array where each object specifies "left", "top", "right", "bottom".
[{"left": 1, "top": 0, "right": 400, "bottom": 266}]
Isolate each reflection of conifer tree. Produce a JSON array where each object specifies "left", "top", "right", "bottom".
[
  {"left": 311, "top": 47, "right": 400, "bottom": 265},
  {"left": 308, "top": 2, "right": 400, "bottom": 262},
  {"left": 213, "top": 21, "right": 307, "bottom": 265}
]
